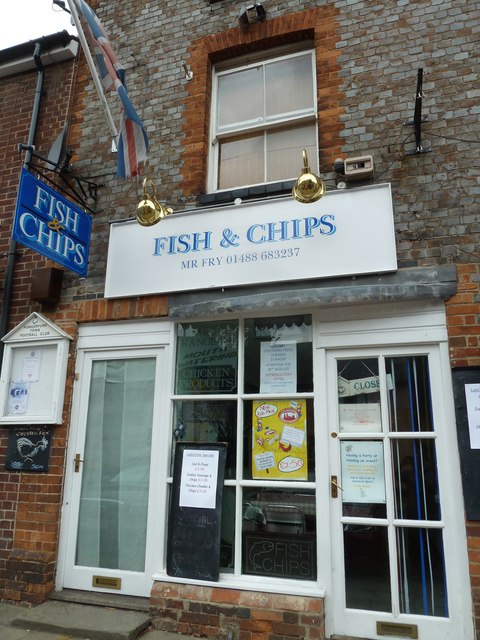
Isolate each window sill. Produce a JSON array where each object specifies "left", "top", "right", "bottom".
[
  {"left": 198, "top": 180, "right": 295, "bottom": 207},
  {"left": 151, "top": 570, "right": 325, "bottom": 598}
]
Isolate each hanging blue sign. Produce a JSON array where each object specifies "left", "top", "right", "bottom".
[{"left": 12, "top": 169, "right": 92, "bottom": 277}]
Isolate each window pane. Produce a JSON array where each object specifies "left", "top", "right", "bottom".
[
  {"left": 221, "top": 486, "right": 236, "bottom": 573},
  {"left": 218, "top": 133, "right": 263, "bottom": 190},
  {"left": 242, "top": 487, "right": 316, "bottom": 580},
  {"left": 266, "top": 123, "right": 317, "bottom": 182},
  {"left": 244, "top": 315, "right": 313, "bottom": 394},
  {"left": 396, "top": 527, "right": 448, "bottom": 616},
  {"left": 337, "top": 358, "right": 381, "bottom": 434},
  {"left": 386, "top": 356, "right": 434, "bottom": 432},
  {"left": 243, "top": 398, "right": 315, "bottom": 481},
  {"left": 175, "top": 321, "right": 238, "bottom": 395},
  {"left": 265, "top": 54, "right": 314, "bottom": 118},
  {"left": 171, "top": 400, "right": 237, "bottom": 479},
  {"left": 344, "top": 524, "right": 391, "bottom": 611},
  {"left": 392, "top": 439, "right": 441, "bottom": 521},
  {"left": 217, "top": 66, "right": 263, "bottom": 129}
]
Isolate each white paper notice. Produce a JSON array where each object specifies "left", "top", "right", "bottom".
[
  {"left": 281, "top": 425, "right": 305, "bottom": 447},
  {"left": 179, "top": 449, "right": 219, "bottom": 509},
  {"left": 341, "top": 440, "right": 386, "bottom": 503},
  {"left": 8, "top": 381, "right": 29, "bottom": 415},
  {"left": 465, "top": 383, "right": 480, "bottom": 449},
  {"left": 260, "top": 341, "right": 297, "bottom": 394},
  {"left": 254, "top": 451, "right": 275, "bottom": 471},
  {"left": 21, "top": 350, "right": 41, "bottom": 382},
  {"left": 339, "top": 403, "right": 382, "bottom": 433}
]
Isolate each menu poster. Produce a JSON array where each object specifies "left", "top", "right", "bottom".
[
  {"left": 341, "top": 440, "right": 385, "bottom": 503},
  {"left": 179, "top": 449, "right": 219, "bottom": 509},
  {"left": 252, "top": 399, "right": 307, "bottom": 480},
  {"left": 465, "top": 383, "right": 480, "bottom": 449},
  {"left": 260, "top": 341, "right": 296, "bottom": 394}
]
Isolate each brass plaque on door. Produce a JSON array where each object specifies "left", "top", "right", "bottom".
[
  {"left": 377, "top": 621, "right": 418, "bottom": 638},
  {"left": 92, "top": 575, "right": 121, "bottom": 590}
]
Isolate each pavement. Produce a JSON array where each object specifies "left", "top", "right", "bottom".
[{"left": 0, "top": 599, "right": 193, "bottom": 640}]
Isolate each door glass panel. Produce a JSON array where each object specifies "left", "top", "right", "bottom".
[
  {"left": 344, "top": 524, "right": 391, "bottom": 611},
  {"left": 392, "top": 439, "right": 441, "bottom": 521},
  {"left": 76, "top": 358, "right": 155, "bottom": 571},
  {"left": 396, "top": 527, "right": 448, "bottom": 617},
  {"left": 337, "top": 358, "right": 381, "bottom": 433},
  {"left": 340, "top": 440, "right": 387, "bottom": 518},
  {"left": 386, "top": 356, "right": 433, "bottom": 432}
]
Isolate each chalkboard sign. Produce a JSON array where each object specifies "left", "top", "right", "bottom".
[
  {"left": 452, "top": 367, "right": 480, "bottom": 520},
  {"left": 5, "top": 425, "right": 52, "bottom": 472},
  {"left": 242, "top": 531, "right": 316, "bottom": 580},
  {"left": 167, "top": 442, "right": 227, "bottom": 581}
]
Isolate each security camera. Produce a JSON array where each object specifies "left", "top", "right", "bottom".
[{"left": 239, "top": 2, "right": 267, "bottom": 28}]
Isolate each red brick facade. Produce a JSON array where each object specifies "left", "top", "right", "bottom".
[{"left": 1, "top": 2, "right": 479, "bottom": 639}]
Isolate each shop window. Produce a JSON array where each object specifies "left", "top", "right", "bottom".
[
  {"left": 171, "top": 314, "right": 316, "bottom": 581},
  {"left": 209, "top": 49, "right": 318, "bottom": 192}
]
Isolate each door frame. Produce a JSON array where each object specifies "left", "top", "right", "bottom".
[
  {"left": 313, "top": 301, "right": 473, "bottom": 640},
  {"left": 56, "top": 320, "right": 173, "bottom": 597}
]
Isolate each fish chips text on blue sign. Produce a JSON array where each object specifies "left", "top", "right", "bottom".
[{"left": 13, "top": 169, "right": 92, "bottom": 277}]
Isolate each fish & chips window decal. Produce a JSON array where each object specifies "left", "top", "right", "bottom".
[{"left": 252, "top": 399, "right": 308, "bottom": 480}]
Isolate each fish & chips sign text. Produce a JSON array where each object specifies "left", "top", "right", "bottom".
[{"left": 105, "top": 185, "right": 397, "bottom": 298}]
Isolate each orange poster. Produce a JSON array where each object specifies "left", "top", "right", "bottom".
[{"left": 252, "top": 400, "right": 307, "bottom": 480}]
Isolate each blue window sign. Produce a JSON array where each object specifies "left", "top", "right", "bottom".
[{"left": 12, "top": 169, "right": 92, "bottom": 277}]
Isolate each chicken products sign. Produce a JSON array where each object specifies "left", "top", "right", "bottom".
[{"left": 13, "top": 169, "right": 92, "bottom": 277}]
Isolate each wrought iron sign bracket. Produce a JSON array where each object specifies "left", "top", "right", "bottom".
[{"left": 403, "top": 67, "right": 432, "bottom": 156}]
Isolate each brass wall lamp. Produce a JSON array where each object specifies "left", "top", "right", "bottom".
[
  {"left": 136, "top": 177, "right": 173, "bottom": 226},
  {"left": 292, "top": 149, "right": 326, "bottom": 204}
]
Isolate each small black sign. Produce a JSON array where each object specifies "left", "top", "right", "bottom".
[
  {"left": 6, "top": 426, "right": 52, "bottom": 472},
  {"left": 242, "top": 532, "right": 317, "bottom": 580},
  {"left": 167, "top": 442, "right": 227, "bottom": 581}
]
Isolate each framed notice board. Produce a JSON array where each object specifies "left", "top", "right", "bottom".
[
  {"left": 452, "top": 367, "right": 480, "bottom": 520},
  {"left": 167, "top": 442, "right": 227, "bottom": 581}
]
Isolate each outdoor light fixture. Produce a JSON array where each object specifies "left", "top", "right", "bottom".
[
  {"left": 136, "top": 177, "right": 173, "bottom": 226},
  {"left": 292, "top": 149, "right": 326, "bottom": 204}
]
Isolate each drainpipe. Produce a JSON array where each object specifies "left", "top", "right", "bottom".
[{"left": 0, "top": 42, "right": 44, "bottom": 369}]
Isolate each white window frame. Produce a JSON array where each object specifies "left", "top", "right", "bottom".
[{"left": 208, "top": 45, "right": 319, "bottom": 193}]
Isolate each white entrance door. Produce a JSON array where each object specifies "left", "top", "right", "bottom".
[
  {"left": 327, "top": 346, "right": 473, "bottom": 640},
  {"left": 59, "top": 347, "right": 166, "bottom": 597}
]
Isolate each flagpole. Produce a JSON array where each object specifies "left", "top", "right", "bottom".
[{"left": 65, "top": 0, "right": 118, "bottom": 146}]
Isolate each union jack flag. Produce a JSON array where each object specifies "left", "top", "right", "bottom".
[{"left": 76, "top": 0, "right": 149, "bottom": 179}]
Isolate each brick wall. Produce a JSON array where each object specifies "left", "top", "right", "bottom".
[
  {"left": 150, "top": 582, "right": 324, "bottom": 640},
  {"left": 446, "top": 263, "right": 480, "bottom": 368},
  {"left": 0, "top": 54, "right": 79, "bottom": 603},
  {"left": 0, "top": 0, "right": 479, "bottom": 632}
]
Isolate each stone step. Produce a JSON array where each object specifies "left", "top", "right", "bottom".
[{"left": 11, "top": 600, "right": 151, "bottom": 640}]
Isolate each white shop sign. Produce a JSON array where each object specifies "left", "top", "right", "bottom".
[{"left": 105, "top": 183, "right": 397, "bottom": 298}]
